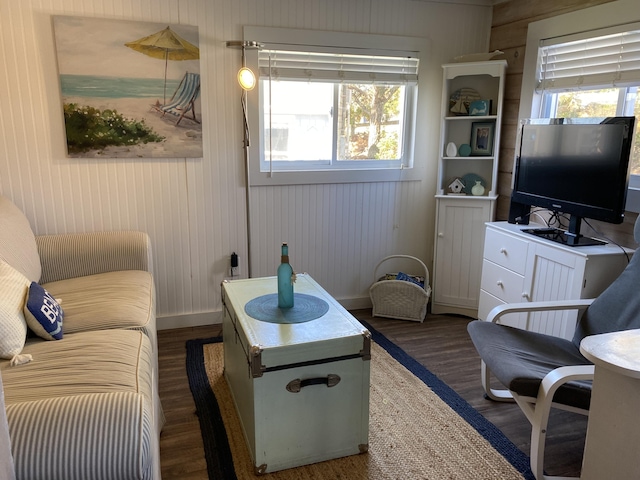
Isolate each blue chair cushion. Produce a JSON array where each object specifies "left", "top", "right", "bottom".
[{"left": 24, "top": 282, "right": 64, "bottom": 340}]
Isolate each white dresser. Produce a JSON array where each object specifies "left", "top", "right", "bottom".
[{"left": 478, "top": 222, "right": 632, "bottom": 339}]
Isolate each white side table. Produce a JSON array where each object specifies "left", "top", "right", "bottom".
[{"left": 580, "top": 329, "right": 640, "bottom": 479}]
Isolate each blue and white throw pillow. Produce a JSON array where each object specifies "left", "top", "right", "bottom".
[{"left": 23, "top": 282, "right": 64, "bottom": 340}]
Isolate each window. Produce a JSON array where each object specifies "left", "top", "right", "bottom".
[
  {"left": 541, "top": 88, "right": 640, "bottom": 174},
  {"left": 533, "top": 24, "right": 640, "bottom": 210},
  {"left": 243, "top": 27, "right": 428, "bottom": 185}
]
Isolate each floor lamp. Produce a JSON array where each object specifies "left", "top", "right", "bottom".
[{"left": 225, "top": 40, "right": 262, "bottom": 278}]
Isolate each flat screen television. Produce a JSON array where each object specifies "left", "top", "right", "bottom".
[{"left": 509, "top": 116, "right": 636, "bottom": 246}]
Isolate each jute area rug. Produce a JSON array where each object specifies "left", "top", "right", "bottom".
[{"left": 187, "top": 322, "right": 534, "bottom": 480}]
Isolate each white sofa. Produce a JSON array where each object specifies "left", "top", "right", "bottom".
[{"left": 0, "top": 195, "right": 163, "bottom": 480}]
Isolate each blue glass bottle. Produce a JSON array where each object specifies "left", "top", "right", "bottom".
[{"left": 277, "top": 243, "right": 294, "bottom": 308}]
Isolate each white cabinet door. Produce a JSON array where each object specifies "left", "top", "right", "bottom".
[
  {"left": 432, "top": 197, "right": 493, "bottom": 317},
  {"left": 522, "top": 243, "right": 585, "bottom": 339}
]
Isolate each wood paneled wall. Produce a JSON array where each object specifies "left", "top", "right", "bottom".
[{"left": 488, "top": 0, "right": 639, "bottom": 247}]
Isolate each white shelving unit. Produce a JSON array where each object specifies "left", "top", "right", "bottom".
[{"left": 432, "top": 60, "right": 507, "bottom": 317}]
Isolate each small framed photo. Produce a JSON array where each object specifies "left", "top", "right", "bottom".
[
  {"left": 469, "top": 99, "right": 491, "bottom": 116},
  {"left": 470, "top": 122, "right": 494, "bottom": 156}
]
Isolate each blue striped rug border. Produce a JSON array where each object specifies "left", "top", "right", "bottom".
[
  {"left": 185, "top": 321, "right": 535, "bottom": 479},
  {"left": 185, "top": 336, "right": 237, "bottom": 480}
]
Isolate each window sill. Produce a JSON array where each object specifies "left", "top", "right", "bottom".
[{"left": 249, "top": 165, "right": 424, "bottom": 186}]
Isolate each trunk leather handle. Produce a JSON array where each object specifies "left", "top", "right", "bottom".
[{"left": 286, "top": 374, "right": 341, "bottom": 393}]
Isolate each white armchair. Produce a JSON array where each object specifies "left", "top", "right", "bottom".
[
  {"left": 473, "top": 300, "right": 595, "bottom": 480},
  {"left": 467, "top": 217, "right": 640, "bottom": 480}
]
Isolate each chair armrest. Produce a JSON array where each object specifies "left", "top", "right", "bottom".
[
  {"left": 486, "top": 299, "right": 594, "bottom": 323},
  {"left": 541, "top": 364, "right": 595, "bottom": 395},
  {"left": 520, "top": 364, "right": 595, "bottom": 424},
  {"left": 522, "top": 364, "right": 594, "bottom": 479},
  {"left": 35, "top": 231, "right": 153, "bottom": 283}
]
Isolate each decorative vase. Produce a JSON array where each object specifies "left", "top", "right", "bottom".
[
  {"left": 458, "top": 144, "right": 471, "bottom": 157},
  {"left": 277, "top": 243, "right": 294, "bottom": 308},
  {"left": 471, "top": 180, "right": 485, "bottom": 196}
]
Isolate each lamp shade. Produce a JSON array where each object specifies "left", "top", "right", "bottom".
[{"left": 238, "top": 67, "right": 256, "bottom": 90}]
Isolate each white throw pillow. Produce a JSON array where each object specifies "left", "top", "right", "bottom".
[{"left": 0, "top": 261, "right": 30, "bottom": 362}]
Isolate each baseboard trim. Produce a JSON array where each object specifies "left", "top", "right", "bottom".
[
  {"left": 157, "top": 296, "right": 372, "bottom": 330},
  {"left": 157, "top": 311, "right": 222, "bottom": 330},
  {"left": 338, "top": 296, "right": 372, "bottom": 311}
]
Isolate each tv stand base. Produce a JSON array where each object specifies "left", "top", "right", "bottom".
[{"left": 523, "top": 227, "right": 606, "bottom": 247}]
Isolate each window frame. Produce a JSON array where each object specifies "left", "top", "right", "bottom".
[
  {"left": 243, "top": 26, "right": 429, "bottom": 186},
  {"left": 518, "top": 0, "right": 640, "bottom": 213}
]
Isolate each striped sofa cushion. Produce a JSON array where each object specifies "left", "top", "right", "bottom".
[
  {"left": 35, "top": 231, "right": 152, "bottom": 284},
  {"left": 1, "top": 329, "right": 158, "bottom": 480},
  {"left": 42, "top": 270, "right": 156, "bottom": 353}
]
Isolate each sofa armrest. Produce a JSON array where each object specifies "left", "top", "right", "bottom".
[
  {"left": 35, "top": 231, "right": 153, "bottom": 284},
  {"left": 7, "top": 391, "right": 157, "bottom": 480}
]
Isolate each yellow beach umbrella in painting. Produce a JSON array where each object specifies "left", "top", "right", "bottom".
[{"left": 125, "top": 26, "right": 200, "bottom": 104}]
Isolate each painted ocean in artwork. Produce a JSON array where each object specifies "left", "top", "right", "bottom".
[{"left": 60, "top": 74, "right": 180, "bottom": 99}]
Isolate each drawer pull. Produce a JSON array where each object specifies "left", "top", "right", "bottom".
[
  {"left": 286, "top": 374, "right": 341, "bottom": 393},
  {"left": 496, "top": 280, "right": 503, "bottom": 287},
  {"left": 522, "top": 293, "right": 530, "bottom": 300},
  {"left": 500, "top": 248, "right": 507, "bottom": 254}
]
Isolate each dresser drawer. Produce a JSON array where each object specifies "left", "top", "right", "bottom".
[
  {"left": 478, "top": 290, "right": 504, "bottom": 322},
  {"left": 480, "top": 260, "right": 526, "bottom": 303},
  {"left": 483, "top": 228, "right": 529, "bottom": 274},
  {"left": 478, "top": 290, "right": 528, "bottom": 328}
]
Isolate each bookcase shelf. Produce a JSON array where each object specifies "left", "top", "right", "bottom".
[{"left": 431, "top": 60, "right": 507, "bottom": 317}]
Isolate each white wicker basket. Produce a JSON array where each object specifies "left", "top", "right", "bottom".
[{"left": 369, "top": 255, "right": 432, "bottom": 322}]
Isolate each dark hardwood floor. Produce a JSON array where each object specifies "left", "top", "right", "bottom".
[{"left": 158, "top": 309, "right": 586, "bottom": 479}]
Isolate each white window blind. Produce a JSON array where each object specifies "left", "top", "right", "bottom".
[
  {"left": 258, "top": 48, "right": 419, "bottom": 85},
  {"left": 538, "top": 25, "right": 640, "bottom": 91}
]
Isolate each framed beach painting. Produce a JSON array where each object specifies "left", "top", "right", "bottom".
[{"left": 53, "top": 15, "right": 203, "bottom": 158}]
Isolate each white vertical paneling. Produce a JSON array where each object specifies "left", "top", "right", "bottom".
[{"left": 0, "top": 0, "right": 494, "bottom": 327}]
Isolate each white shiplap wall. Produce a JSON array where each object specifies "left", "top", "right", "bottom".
[{"left": 0, "top": 0, "right": 493, "bottom": 328}]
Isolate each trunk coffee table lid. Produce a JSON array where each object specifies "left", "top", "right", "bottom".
[{"left": 222, "top": 274, "right": 370, "bottom": 367}]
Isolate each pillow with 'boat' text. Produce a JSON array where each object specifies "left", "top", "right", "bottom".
[{"left": 24, "top": 282, "right": 64, "bottom": 340}]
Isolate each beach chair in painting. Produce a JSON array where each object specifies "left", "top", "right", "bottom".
[{"left": 153, "top": 72, "right": 201, "bottom": 126}]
